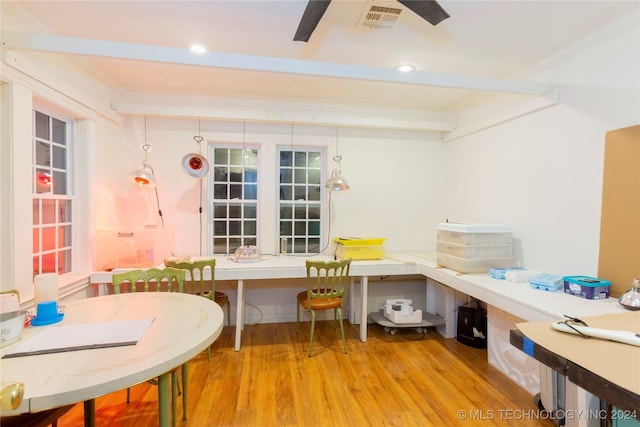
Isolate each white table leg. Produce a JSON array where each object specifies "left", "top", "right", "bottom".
[
  {"left": 359, "top": 276, "right": 368, "bottom": 342},
  {"left": 234, "top": 279, "right": 244, "bottom": 351}
]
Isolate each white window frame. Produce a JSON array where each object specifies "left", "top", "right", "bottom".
[
  {"left": 206, "top": 137, "right": 329, "bottom": 256},
  {"left": 32, "top": 108, "right": 76, "bottom": 279}
]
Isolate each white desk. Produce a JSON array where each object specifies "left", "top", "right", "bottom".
[
  {"left": 1, "top": 292, "right": 224, "bottom": 427},
  {"left": 91, "top": 253, "right": 627, "bottom": 351}
]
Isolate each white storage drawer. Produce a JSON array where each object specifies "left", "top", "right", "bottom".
[
  {"left": 436, "top": 241, "right": 513, "bottom": 259},
  {"left": 437, "top": 222, "right": 512, "bottom": 246}
]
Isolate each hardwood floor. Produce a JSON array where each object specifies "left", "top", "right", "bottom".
[{"left": 56, "top": 321, "right": 553, "bottom": 426}]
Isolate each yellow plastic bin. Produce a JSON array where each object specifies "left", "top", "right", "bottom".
[{"left": 333, "top": 237, "right": 386, "bottom": 260}]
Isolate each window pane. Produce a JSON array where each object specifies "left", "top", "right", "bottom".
[
  {"left": 294, "top": 152, "right": 307, "bottom": 167},
  {"left": 280, "top": 169, "right": 292, "bottom": 184},
  {"left": 280, "top": 204, "right": 292, "bottom": 219},
  {"left": 214, "top": 204, "right": 227, "bottom": 218},
  {"left": 214, "top": 166, "right": 227, "bottom": 181},
  {"left": 35, "top": 169, "right": 52, "bottom": 194},
  {"left": 214, "top": 184, "right": 228, "bottom": 199},
  {"left": 280, "top": 185, "right": 292, "bottom": 201},
  {"left": 294, "top": 169, "right": 306, "bottom": 184},
  {"left": 280, "top": 151, "right": 292, "bottom": 167},
  {"left": 52, "top": 145, "right": 66, "bottom": 169},
  {"left": 32, "top": 256, "right": 40, "bottom": 278},
  {"left": 309, "top": 204, "right": 321, "bottom": 219},
  {"left": 309, "top": 221, "right": 321, "bottom": 236},
  {"left": 308, "top": 186, "right": 321, "bottom": 201},
  {"left": 33, "top": 228, "right": 40, "bottom": 252},
  {"left": 52, "top": 170, "right": 66, "bottom": 195},
  {"left": 244, "top": 184, "right": 257, "bottom": 200},
  {"left": 308, "top": 169, "right": 321, "bottom": 185},
  {"left": 35, "top": 111, "right": 49, "bottom": 139},
  {"left": 294, "top": 186, "right": 306, "bottom": 200},
  {"left": 229, "top": 204, "right": 241, "bottom": 218},
  {"left": 59, "top": 225, "right": 72, "bottom": 247},
  {"left": 245, "top": 167, "right": 257, "bottom": 183},
  {"left": 294, "top": 205, "right": 306, "bottom": 219},
  {"left": 42, "top": 199, "right": 56, "bottom": 224},
  {"left": 214, "top": 149, "right": 228, "bottom": 164},
  {"left": 59, "top": 200, "right": 72, "bottom": 222},
  {"left": 280, "top": 221, "right": 292, "bottom": 235},
  {"left": 230, "top": 167, "right": 242, "bottom": 182},
  {"left": 229, "top": 220, "right": 242, "bottom": 235},
  {"left": 214, "top": 221, "right": 227, "bottom": 235},
  {"left": 42, "top": 226, "right": 56, "bottom": 251},
  {"left": 245, "top": 221, "right": 257, "bottom": 235},
  {"left": 36, "top": 141, "right": 50, "bottom": 167},
  {"left": 213, "top": 238, "right": 227, "bottom": 253},
  {"left": 294, "top": 221, "right": 306, "bottom": 235},
  {"left": 42, "top": 253, "right": 56, "bottom": 273},
  {"left": 309, "top": 152, "right": 321, "bottom": 168},
  {"left": 244, "top": 205, "right": 257, "bottom": 219},
  {"left": 52, "top": 118, "right": 66, "bottom": 145},
  {"left": 59, "top": 249, "right": 71, "bottom": 273},
  {"left": 230, "top": 184, "right": 242, "bottom": 199},
  {"left": 33, "top": 200, "right": 39, "bottom": 225}
]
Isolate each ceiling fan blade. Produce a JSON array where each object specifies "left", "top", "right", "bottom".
[
  {"left": 397, "top": 0, "right": 450, "bottom": 26},
  {"left": 293, "top": 0, "right": 332, "bottom": 42}
]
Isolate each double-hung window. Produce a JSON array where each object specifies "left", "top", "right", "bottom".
[
  {"left": 209, "top": 140, "right": 325, "bottom": 256},
  {"left": 212, "top": 146, "right": 259, "bottom": 254},
  {"left": 278, "top": 148, "right": 323, "bottom": 254},
  {"left": 32, "top": 110, "right": 74, "bottom": 279}
]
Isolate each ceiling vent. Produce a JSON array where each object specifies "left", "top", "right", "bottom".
[{"left": 358, "top": 3, "right": 403, "bottom": 30}]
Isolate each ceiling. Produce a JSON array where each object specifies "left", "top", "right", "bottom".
[{"left": 2, "top": 0, "right": 638, "bottom": 120}]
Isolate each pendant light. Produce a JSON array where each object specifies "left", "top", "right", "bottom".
[
  {"left": 325, "top": 126, "right": 349, "bottom": 191},
  {"left": 127, "top": 117, "right": 157, "bottom": 188},
  {"left": 182, "top": 118, "right": 210, "bottom": 179}
]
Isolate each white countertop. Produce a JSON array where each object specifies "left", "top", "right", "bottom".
[{"left": 91, "top": 253, "right": 628, "bottom": 323}]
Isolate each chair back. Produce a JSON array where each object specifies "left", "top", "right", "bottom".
[
  {"left": 111, "top": 268, "right": 185, "bottom": 294},
  {"left": 164, "top": 258, "right": 216, "bottom": 300},
  {"left": 305, "top": 259, "right": 351, "bottom": 304}
]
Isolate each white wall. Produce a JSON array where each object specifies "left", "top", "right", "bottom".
[
  {"left": 442, "top": 20, "right": 640, "bottom": 277},
  {"left": 95, "top": 117, "right": 446, "bottom": 258}
]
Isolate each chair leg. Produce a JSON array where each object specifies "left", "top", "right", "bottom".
[
  {"left": 337, "top": 307, "right": 347, "bottom": 354},
  {"left": 225, "top": 301, "right": 231, "bottom": 326},
  {"left": 308, "top": 310, "right": 316, "bottom": 357},
  {"left": 126, "top": 387, "right": 130, "bottom": 404},
  {"left": 296, "top": 302, "right": 300, "bottom": 333},
  {"left": 181, "top": 363, "right": 188, "bottom": 421}
]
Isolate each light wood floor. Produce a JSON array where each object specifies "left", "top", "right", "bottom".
[{"left": 56, "top": 321, "right": 553, "bottom": 426}]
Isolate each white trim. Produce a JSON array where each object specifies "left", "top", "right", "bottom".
[{"left": 2, "top": 31, "right": 552, "bottom": 96}]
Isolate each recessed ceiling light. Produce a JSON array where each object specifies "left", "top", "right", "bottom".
[
  {"left": 397, "top": 64, "right": 416, "bottom": 72},
  {"left": 190, "top": 44, "right": 206, "bottom": 54}
]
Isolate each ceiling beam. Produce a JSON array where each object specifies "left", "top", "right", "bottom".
[{"left": 1, "top": 31, "right": 554, "bottom": 96}]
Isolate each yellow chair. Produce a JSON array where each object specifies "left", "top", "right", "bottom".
[
  {"left": 164, "top": 258, "right": 230, "bottom": 359},
  {"left": 112, "top": 267, "right": 187, "bottom": 426},
  {"left": 296, "top": 259, "right": 351, "bottom": 357}
]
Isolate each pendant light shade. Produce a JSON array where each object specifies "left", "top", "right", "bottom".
[
  {"left": 127, "top": 118, "right": 156, "bottom": 188},
  {"left": 127, "top": 161, "right": 156, "bottom": 187},
  {"left": 326, "top": 155, "right": 349, "bottom": 191}
]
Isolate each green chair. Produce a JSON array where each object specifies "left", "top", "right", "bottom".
[
  {"left": 112, "top": 267, "right": 187, "bottom": 426},
  {"left": 164, "top": 258, "right": 230, "bottom": 359},
  {"left": 296, "top": 259, "right": 351, "bottom": 357}
]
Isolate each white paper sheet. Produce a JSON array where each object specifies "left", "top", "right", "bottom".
[{"left": 2, "top": 318, "right": 154, "bottom": 358}]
